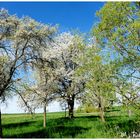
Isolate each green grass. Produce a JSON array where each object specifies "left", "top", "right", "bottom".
[{"left": 2, "top": 110, "right": 140, "bottom": 138}]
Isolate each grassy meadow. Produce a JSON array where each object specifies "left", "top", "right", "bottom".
[{"left": 2, "top": 108, "right": 140, "bottom": 138}]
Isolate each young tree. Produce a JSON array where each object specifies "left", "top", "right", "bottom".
[
  {"left": 18, "top": 82, "right": 57, "bottom": 127},
  {"left": 114, "top": 67, "right": 140, "bottom": 117},
  {"left": 18, "top": 56, "right": 59, "bottom": 128},
  {"left": 17, "top": 83, "right": 38, "bottom": 116},
  {"left": 59, "top": 100, "right": 68, "bottom": 117},
  {"left": 0, "top": 9, "right": 56, "bottom": 137},
  {"left": 35, "top": 60, "right": 59, "bottom": 127},
  {"left": 76, "top": 45, "right": 117, "bottom": 122}
]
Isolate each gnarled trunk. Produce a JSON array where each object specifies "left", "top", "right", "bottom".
[
  {"left": 67, "top": 95, "right": 75, "bottom": 119},
  {"left": 43, "top": 105, "right": 46, "bottom": 128},
  {"left": 0, "top": 108, "right": 2, "bottom": 138}
]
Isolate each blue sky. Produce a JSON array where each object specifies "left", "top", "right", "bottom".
[
  {"left": 0, "top": 2, "right": 105, "bottom": 113},
  {"left": 0, "top": 2, "right": 104, "bottom": 32}
]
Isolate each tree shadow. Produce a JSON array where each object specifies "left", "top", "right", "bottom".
[
  {"left": 55, "top": 115, "right": 100, "bottom": 122},
  {"left": 50, "top": 125, "right": 90, "bottom": 138},
  {"left": 3, "top": 121, "right": 36, "bottom": 129},
  {"left": 106, "top": 109, "right": 120, "bottom": 112},
  {"left": 105, "top": 116, "right": 122, "bottom": 121},
  {"left": 40, "top": 115, "right": 100, "bottom": 128},
  {"left": 105, "top": 117, "right": 140, "bottom": 138},
  {"left": 4, "top": 115, "right": 92, "bottom": 138},
  {"left": 5, "top": 128, "right": 49, "bottom": 138},
  {"left": 74, "top": 115, "right": 99, "bottom": 119},
  {"left": 5, "top": 125, "right": 90, "bottom": 138},
  {"left": 116, "top": 120, "right": 140, "bottom": 137}
]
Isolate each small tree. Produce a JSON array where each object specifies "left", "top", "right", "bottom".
[
  {"left": 115, "top": 70, "right": 140, "bottom": 117},
  {"left": 18, "top": 82, "right": 57, "bottom": 128},
  {"left": 17, "top": 82, "right": 38, "bottom": 117},
  {"left": 59, "top": 100, "right": 68, "bottom": 117},
  {"left": 76, "top": 45, "right": 117, "bottom": 122},
  {"left": 18, "top": 61, "right": 58, "bottom": 128}
]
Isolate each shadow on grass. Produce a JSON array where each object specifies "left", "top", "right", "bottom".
[
  {"left": 5, "top": 128, "right": 49, "bottom": 138},
  {"left": 5, "top": 114, "right": 140, "bottom": 138},
  {"left": 105, "top": 115, "right": 128, "bottom": 122},
  {"left": 3, "top": 121, "right": 36, "bottom": 129},
  {"left": 74, "top": 115, "right": 99, "bottom": 119},
  {"left": 53, "top": 115, "right": 100, "bottom": 122},
  {"left": 5, "top": 125, "right": 90, "bottom": 138},
  {"left": 106, "top": 117, "right": 140, "bottom": 137},
  {"left": 106, "top": 109, "right": 120, "bottom": 112},
  {"left": 50, "top": 125, "right": 90, "bottom": 138},
  {"left": 41, "top": 115, "right": 100, "bottom": 128},
  {"left": 4, "top": 115, "right": 92, "bottom": 138},
  {"left": 117, "top": 120, "right": 140, "bottom": 137}
]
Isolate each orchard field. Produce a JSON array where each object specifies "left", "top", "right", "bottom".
[
  {"left": 0, "top": 2, "right": 140, "bottom": 139},
  {"left": 2, "top": 108, "right": 140, "bottom": 138}
]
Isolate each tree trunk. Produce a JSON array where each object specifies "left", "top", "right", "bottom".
[
  {"left": 64, "top": 104, "right": 67, "bottom": 118},
  {"left": 128, "top": 109, "right": 132, "bottom": 117},
  {"left": 99, "top": 106, "right": 105, "bottom": 122},
  {"left": 98, "top": 97, "right": 105, "bottom": 122},
  {"left": 43, "top": 105, "right": 46, "bottom": 128},
  {"left": 31, "top": 108, "right": 36, "bottom": 119},
  {"left": 0, "top": 108, "right": 2, "bottom": 138},
  {"left": 67, "top": 95, "right": 74, "bottom": 119}
]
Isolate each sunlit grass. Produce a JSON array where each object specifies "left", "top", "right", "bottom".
[{"left": 2, "top": 109, "right": 140, "bottom": 138}]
